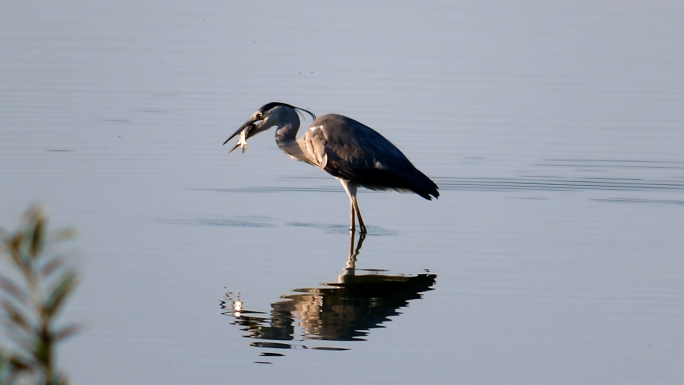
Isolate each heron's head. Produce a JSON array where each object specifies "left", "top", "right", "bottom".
[{"left": 223, "top": 102, "right": 316, "bottom": 146}]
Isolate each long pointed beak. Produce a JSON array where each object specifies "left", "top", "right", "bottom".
[{"left": 223, "top": 119, "right": 254, "bottom": 145}]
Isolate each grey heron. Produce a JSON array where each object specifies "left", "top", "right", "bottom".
[{"left": 224, "top": 102, "right": 439, "bottom": 234}]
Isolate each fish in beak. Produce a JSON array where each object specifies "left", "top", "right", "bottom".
[
  {"left": 223, "top": 115, "right": 266, "bottom": 154},
  {"left": 224, "top": 122, "right": 255, "bottom": 154},
  {"left": 224, "top": 102, "right": 313, "bottom": 154}
]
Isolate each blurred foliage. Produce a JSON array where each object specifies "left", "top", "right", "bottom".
[{"left": 0, "top": 206, "right": 79, "bottom": 385}]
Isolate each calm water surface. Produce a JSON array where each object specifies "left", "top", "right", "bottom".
[{"left": 1, "top": 1, "right": 683, "bottom": 384}]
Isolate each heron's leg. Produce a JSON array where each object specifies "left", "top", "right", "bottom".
[
  {"left": 340, "top": 180, "right": 361, "bottom": 233},
  {"left": 352, "top": 198, "right": 367, "bottom": 234},
  {"left": 349, "top": 197, "right": 356, "bottom": 232}
]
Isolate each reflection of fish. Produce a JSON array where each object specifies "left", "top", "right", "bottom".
[{"left": 229, "top": 123, "right": 255, "bottom": 154}]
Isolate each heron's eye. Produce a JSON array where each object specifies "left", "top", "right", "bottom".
[{"left": 255, "top": 112, "right": 263, "bottom": 119}]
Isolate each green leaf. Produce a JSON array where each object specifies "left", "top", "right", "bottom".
[
  {"left": 7, "top": 233, "right": 26, "bottom": 269},
  {"left": 44, "top": 271, "right": 78, "bottom": 319},
  {"left": 0, "top": 276, "right": 31, "bottom": 306},
  {"left": 30, "top": 216, "right": 45, "bottom": 258},
  {"left": 1, "top": 206, "right": 79, "bottom": 384},
  {"left": 3, "top": 326, "right": 36, "bottom": 357},
  {"left": 54, "top": 323, "right": 80, "bottom": 343},
  {"left": 0, "top": 298, "right": 33, "bottom": 334},
  {"left": 39, "top": 256, "right": 67, "bottom": 281}
]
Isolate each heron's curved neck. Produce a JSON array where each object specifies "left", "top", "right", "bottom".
[
  {"left": 274, "top": 109, "right": 316, "bottom": 165},
  {"left": 275, "top": 122, "right": 299, "bottom": 143},
  {"left": 274, "top": 109, "right": 301, "bottom": 152}
]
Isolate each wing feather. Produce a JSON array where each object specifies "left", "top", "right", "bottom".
[{"left": 310, "top": 114, "right": 439, "bottom": 200}]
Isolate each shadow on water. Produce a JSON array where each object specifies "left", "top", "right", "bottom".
[
  {"left": 161, "top": 217, "right": 398, "bottom": 234},
  {"left": 160, "top": 216, "right": 276, "bottom": 228},
  {"left": 220, "top": 232, "right": 437, "bottom": 364},
  {"left": 286, "top": 222, "right": 398, "bottom": 236}
]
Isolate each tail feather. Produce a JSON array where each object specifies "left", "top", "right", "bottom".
[
  {"left": 352, "top": 168, "right": 439, "bottom": 200},
  {"left": 406, "top": 169, "right": 439, "bottom": 200}
]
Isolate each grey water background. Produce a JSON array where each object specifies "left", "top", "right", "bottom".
[{"left": 1, "top": 0, "right": 683, "bottom": 383}]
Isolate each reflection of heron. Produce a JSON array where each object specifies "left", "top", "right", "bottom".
[
  {"left": 224, "top": 102, "right": 439, "bottom": 233},
  {"left": 220, "top": 232, "right": 437, "bottom": 362}
]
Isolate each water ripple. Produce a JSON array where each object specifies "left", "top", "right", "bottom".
[
  {"left": 592, "top": 198, "right": 684, "bottom": 206},
  {"left": 286, "top": 222, "right": 398, "bottom": 236},
  {"left": 435, "top": 177, "right": 684, "bottom": 192},
  {"left": 159, "top": 216, "right": 275, "bottom": 228}
]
